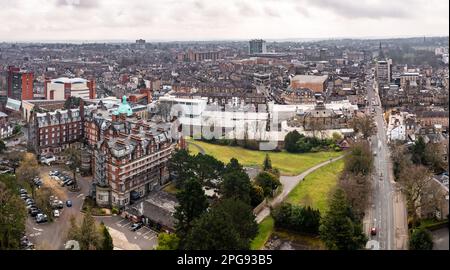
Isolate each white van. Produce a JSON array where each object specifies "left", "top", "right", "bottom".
[{"left": 40, "top": 156, "right": 56, "bottom": 165}]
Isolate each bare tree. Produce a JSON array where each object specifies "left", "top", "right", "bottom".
[
  {"left": 16, "top": 153, "right": 40, "bottom": 198},
  {"left": 424, "top": 142, "right": 446, "bottom": 174},
  {"left": 64, "top": 147, "right": 81, "bottom": 191},
  {"left": 389, "top": 142, "right": 412, "bottom": 181},
  {"left": 309, "top": 120, "right": 325, "bottom": 139},
  {"left": 350, "top": 115, "right": 376, "bottom": 139},
  {"left": 339, "top": 172, "right": 372, "bottom": 219},
  {"left": 156, "top": 102, "right": 172, "bottom": 122},
  {"left": 398, "top": 165, "right": 433, "bottom": 225}
]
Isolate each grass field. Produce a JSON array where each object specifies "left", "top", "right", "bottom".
[
  {"left": 187, "top": 139, "right": 343, "bottom": 176},
  {"left": 286, "top": 158, "right": 345, "bottom": 213},
  {"left": 250, "top": 216, "right": 274, "bottom": 250}
]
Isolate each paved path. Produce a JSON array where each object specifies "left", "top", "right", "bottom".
[
  {"left": 432, "top": 227, "right": 449, "bottom": 250},
  {"left": 187, "top": 141, "right": 205, "bottom": 154},
  {"left": 256, "top": 155, "right": 346, "bottom": 223}
]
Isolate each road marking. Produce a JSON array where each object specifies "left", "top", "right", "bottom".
[
  {"left": 33, "top": 227, "right": 43, "bottom": 232},
  {"left": 76, "top": 193, "right": 84, "bottom": 198},
  {"left": 144, "top": 236, "right": 149, "bottom": 240},
  {"left": 123, "top": 221, "right": 132, "bottom": 227},
  {"left": 142, "top": 230, "right": 152, "bottom": 237},
  {"left": 137, "top": 232, "right": 142, "bottom": 235},
  {"left": 148, "top": 234, "right": 157, "bottom": 241},
  {"left": 117, "top": 219, "right": 129, "bottom": 225}
]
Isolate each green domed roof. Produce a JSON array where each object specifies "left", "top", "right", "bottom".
[{"left": 115, "top": 96, "right": 133, "bottom": 116}]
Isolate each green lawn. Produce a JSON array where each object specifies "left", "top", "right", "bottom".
[
  {"left": 286, "top": 159, "right": 345, "bottom": 213},
  {"left": 187, "top": 139, "right": 343, "bottom": 176},
  {"left": 250, "top": 216, "right": 274, "bottom": 250},
  {"left": 162, "top": 182, "right": 179, "bottom": 195}
]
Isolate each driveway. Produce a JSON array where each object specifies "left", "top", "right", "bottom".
[
  {"left": 25, "top": 165, "right": 91, "bottom": 250},
  {"left": 96, "top": 215, "right": 159, "bottom": 250},
  {"left": 432, "top": 227, "right": 449, "bottom": 250}
]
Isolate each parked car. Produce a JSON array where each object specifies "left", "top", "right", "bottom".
[
  {"left": 20, "top": 194, "right": 29, "bottom": 200},
  {"left": 49, "top": 170, "right": 60, "bottom": 176},
  {"left": 64, "top": 180, "right": 74, "bottom": 187},
  {"left": 66, "top": 200, "right": 72, "bottom": 207},
  {"left": 20, "top": 237, "right": 34, "bottom": 250},
  {"left": 130, "top": 222, "right": 143, "bottom": 231},
  {"left": 53, "top": 209, "right": 60, "bottom": 217},
  {"left": 51, "top": 200, "right": 64, "bottom": 209},
  {"left": 40, "top": 156, "right": 56, "bottom": 165},
  {"left": 35, "top": 213, "right": 48, "bottom": 223},
  {"left": 33, "top": 179, "right": 43, "bottom": 186},
  {"left": 19, "top": 188, "right": 27, "bottom": 194},
  {"left": 30, "top": 209, "right": 40, "bottom": 217}
]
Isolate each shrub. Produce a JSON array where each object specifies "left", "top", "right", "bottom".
[
  {"left": 409, "top": 228, "right": 433, "bottom": 250},
  {"left": 255, "top": 172, "right": 281, "bottom": 197},
  {"left": 250, "top": 184, "right": 265, "bottom": 207},
  {"left": 272, "top": 203, "right": 321, "bottom": 235}
]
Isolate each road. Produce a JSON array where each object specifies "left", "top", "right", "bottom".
[
  {"left": 256, "top": 155, "right": 346, "bottom": 223},
  {"left": 364, "top": 74, "right": 408, "bottom": 250}
]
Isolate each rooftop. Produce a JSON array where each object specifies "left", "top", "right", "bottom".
[
  {"left": 291, "top": 75, "right": 328, "bottom": 83},
  {"left": 51, "top": 77, "right": 88, "bottom": 84}
]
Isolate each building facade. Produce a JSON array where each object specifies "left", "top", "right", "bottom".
[
  {"left": 44, "top": 77, "right": 96, "bottom": 100},
  {"left": 7, "top": 66, "right": 34, "bottom": 101},
  {"left": 249, "top": 39, "right": 267, "bottom": 55}
]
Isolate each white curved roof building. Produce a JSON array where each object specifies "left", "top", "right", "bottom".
[{"left": 45, "top": 77, "right": 96, "bottom": 100}]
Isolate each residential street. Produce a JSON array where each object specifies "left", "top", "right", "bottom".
[{"left": 364, "top": 75, "right": 408, "bottom": 250}]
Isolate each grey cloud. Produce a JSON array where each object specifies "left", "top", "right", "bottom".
[
  {"left": 295, "top": 5, "right": 310, "bottom": 17},
  {"left": 264, "top": 6, "right": 280, "bottom": 17},
  {"left": 305, "top": 0, "right": 411, "bottom": 19},
  {"left": 235, "top": 1, "right": 259, "bottom": 17},
  {"left": 56, "top": 0, "right": 99, "bottom": 9}
]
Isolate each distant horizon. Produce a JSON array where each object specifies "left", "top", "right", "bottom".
[{"left": 1, "top": 35, "right": 449, "bottom": 44}]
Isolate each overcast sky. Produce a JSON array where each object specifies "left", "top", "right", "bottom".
[{"left": 0, "top": 0, "right": 448, "bottom": 42}]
